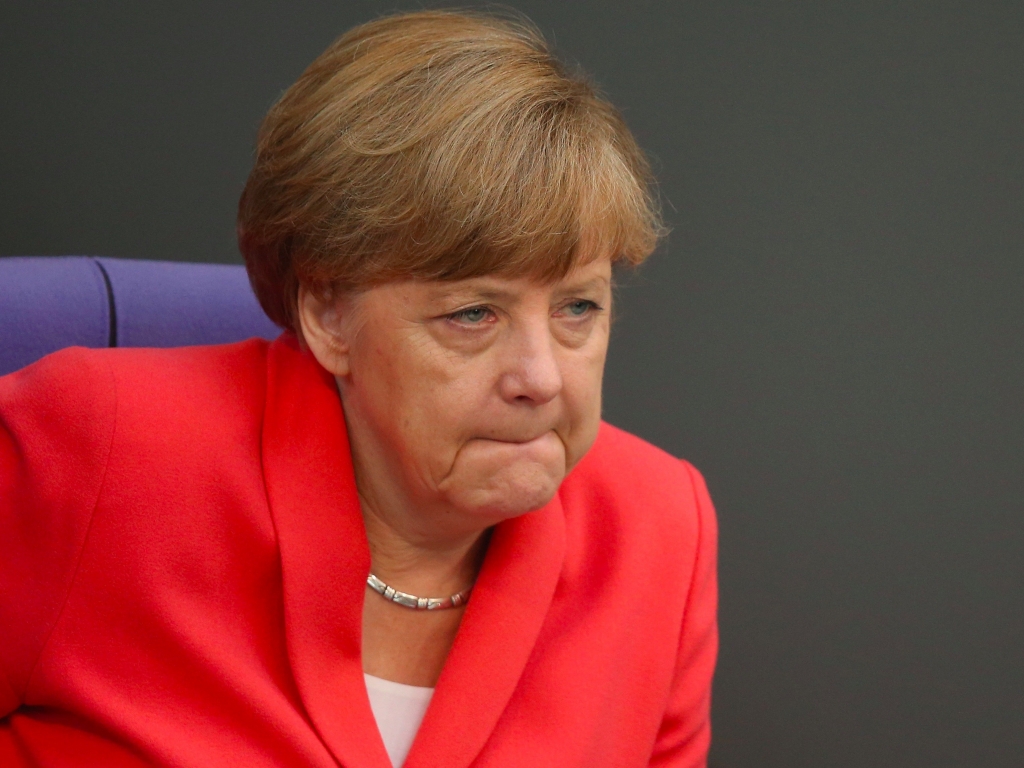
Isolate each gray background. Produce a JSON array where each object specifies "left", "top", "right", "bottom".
[{"left": 2, "top": 1, "right": 1022, "bottom": 766}]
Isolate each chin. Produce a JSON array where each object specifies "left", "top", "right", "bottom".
[
  {"left": 443, "top": 464, "right": 564, "bottom": 521},
  {"left": 460, "top": 487, "right": 560, "bottom": 521},
  {"left": 491, "top": 479, "right": 561, "bottom": 517}
]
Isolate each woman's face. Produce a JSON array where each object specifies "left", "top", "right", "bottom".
[{"left": 312, "top": 256, "right": 612, "bottom": 535}]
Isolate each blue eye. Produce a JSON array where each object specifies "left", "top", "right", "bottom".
[
  {"left": 565, "top": 300, "right": 596, "bottom": 316},
  {"left": 453, "top": 307, "right": 489, "bottom": 323}
]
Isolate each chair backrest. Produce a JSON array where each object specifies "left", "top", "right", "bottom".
[{"left": 0, "top": 256, "right": 280, "bottom": 376}]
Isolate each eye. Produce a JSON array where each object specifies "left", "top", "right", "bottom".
[
  {"left": 561, "top": 300, "right": 600, "bottom": 317},
  {"left": 449, "top": 306, "right": 492, "bottom": 324}
]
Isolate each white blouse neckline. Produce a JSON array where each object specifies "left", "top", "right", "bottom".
[{"left": 364, "top": 673, "right": 435, "bottom": 767}]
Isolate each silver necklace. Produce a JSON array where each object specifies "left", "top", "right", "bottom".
[{"left": 366, "top": 573, "right": 472, "bottom": 610}]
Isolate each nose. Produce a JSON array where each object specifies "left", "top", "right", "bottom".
[{"left": 497, "top": 319, "right": 563, "bottom": 405}]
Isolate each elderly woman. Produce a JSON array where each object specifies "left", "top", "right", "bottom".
[{"left": 0, "top": 10, "right": 716, "bottom": 768}]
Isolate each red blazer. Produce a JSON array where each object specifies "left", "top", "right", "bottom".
[{"left": 0, "top": 335, "right": 717, "bottom": 767}]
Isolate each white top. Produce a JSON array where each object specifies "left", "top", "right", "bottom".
[{"left": 364, "top": 673, "right": 435, "bottom": 768}]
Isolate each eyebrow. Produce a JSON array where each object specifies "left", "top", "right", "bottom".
[
  {"left": 553, "top": 276, "right": 611, "bottom": 295},
  {"left": 419, "top": 285, "right": 515, "bottom": 308},
  {"left": 431, "top": 275, "right": 609, "bottom": 300}
]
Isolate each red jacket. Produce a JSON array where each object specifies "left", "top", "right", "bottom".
[{"left": 0, "top": 335, "right": 717, "bottom": 767}]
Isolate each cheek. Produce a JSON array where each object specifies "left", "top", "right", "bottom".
[
  {"left": 366, "top": 347, "right": 494, "bottom": 475},
  {"left": 350, "top": 335, "right": 423, "bottom": 440},
  {"left": 560, "top": 348, "right": 607, "bottom": 467}
]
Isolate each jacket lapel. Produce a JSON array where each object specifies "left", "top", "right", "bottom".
[
  {"left": 262, "top": 335, "right": 390, "bottom": 768},
  {"left": 406, "top": 494, "right": 566, "bottom": 768}
]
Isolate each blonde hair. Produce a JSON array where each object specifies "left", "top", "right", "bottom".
[{"left": 238, "top": 9, "right": 664, "bottom": 330}]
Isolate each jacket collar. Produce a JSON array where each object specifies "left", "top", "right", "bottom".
[{"left": 262, "top": 334, "right": 566, "bottom": 768}]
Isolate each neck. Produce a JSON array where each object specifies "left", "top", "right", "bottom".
[{"left": 360, "top": 494, "right": 489, "bottom": 597}]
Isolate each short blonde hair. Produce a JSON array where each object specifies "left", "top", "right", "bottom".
[{"left": 238, "top": 10, "right": 664, "bottom": 330}]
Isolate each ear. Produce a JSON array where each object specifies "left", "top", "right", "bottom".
[{"left": 297, "top": 285, "right": 354, "bottom": 377}]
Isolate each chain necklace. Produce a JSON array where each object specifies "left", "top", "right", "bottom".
[{"left": 366, "top": 573, "right": 473, "bottom": 610}]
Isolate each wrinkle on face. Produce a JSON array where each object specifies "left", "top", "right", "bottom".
[{"left": 330, "top": 256, "right": 612, "bottom": 538}]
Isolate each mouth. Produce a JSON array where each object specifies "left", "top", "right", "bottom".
[
  {"left": 477, "top": 432, "right": 553, "bottom": 445},
  {"left": 465, "top": 432, "right": 565, "bottom": 465}
]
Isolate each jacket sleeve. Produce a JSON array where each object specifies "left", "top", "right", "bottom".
[
  {"left": 0, "top": 348, "right": 116, "bottom": 716},
  {"left": 649, "top": 460, "right": 719, "bottom": 767}
]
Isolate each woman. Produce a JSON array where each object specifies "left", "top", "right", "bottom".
[{"left": 0, "top": 10, "right": 717, "bottom": 768}]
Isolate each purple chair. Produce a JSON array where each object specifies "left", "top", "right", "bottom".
[{"left": 0, "top": 256, "right": 280, "bottom": 376}]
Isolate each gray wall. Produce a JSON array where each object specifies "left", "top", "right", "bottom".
[{"left": 2, "top": 2, "right": 1022, "bottom": 766}]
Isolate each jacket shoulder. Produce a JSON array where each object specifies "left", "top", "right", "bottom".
[
  {"left": 95, "top": 340, "right": 272, "bottom": 477},
  {"left": 559, "top": 421, "right": 715, "bottom": 567},
  {"left": 568, "top": 421, "right": 707, "bottom": 508},
  {"left": 102, "top": 338, "right": 270, "bottom": 393},
  {"left": 0, "top": 346, "right": 119, "bottom": 501},
  {"left": 0, "top": 338, "right": 273, "bottom": 536}
]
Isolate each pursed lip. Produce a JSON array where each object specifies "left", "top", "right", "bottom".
[{"left": 476, "top": 431, "right": 553, "bottom": 445}]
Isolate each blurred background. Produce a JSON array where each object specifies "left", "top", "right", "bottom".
[{"left": 2, "top": 1, "right": 1022, "bottom": 765}]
